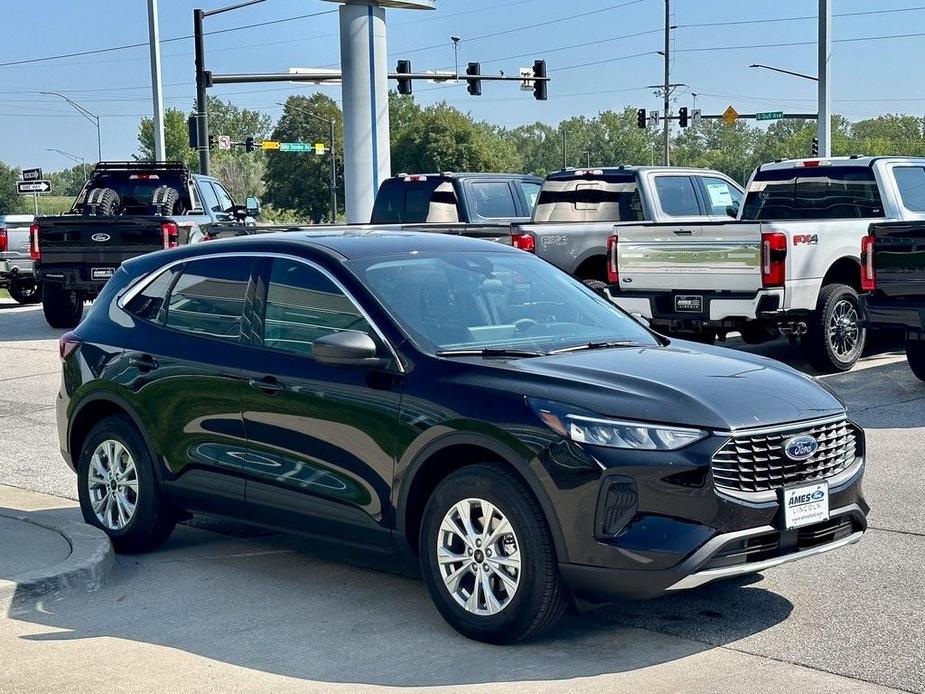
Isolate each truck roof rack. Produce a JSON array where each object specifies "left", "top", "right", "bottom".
[{"left": 92, "top": 161, "right": 190, "bottom": 175}]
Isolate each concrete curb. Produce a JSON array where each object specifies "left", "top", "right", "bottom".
[{"left": 0, "top": 508, "right": 114, "bottom": 608}]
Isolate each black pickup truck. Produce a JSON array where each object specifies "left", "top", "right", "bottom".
[
  {"left": 859, "top": 221, "right": 925, "bottom": 380},
  {"left": 32, "top": 161, "right": 259, "bottom": 328}
]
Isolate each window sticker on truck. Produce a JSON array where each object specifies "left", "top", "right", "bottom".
[{"left": 793, "top": 234, "right": 819, "bottom": 246}]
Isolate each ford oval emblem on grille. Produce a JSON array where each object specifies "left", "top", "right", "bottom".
[
  {"left": 91, "top": 233, "right": 111, "bottom": 242},
  {"left": 784, "top": 435, "right": 818, "bottom": 461}
]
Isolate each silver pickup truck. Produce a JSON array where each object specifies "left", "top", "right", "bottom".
[
  {"left": 608, "top": 156, "right": 925, "bottom": 372},
  {"left": 0, "top": 214, "right": 40, "bottom": 304},
  {"left": 511, "top": 166, "right": 744, "bottom": 288}
]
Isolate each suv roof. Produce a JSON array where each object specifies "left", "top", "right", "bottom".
[
  {"left": 545, "top": 166, "right": 727, "bottom": 179},
  {"left": 391, "top": 172, "right": 541, "bottom": 180},
  {"left": 758, "top": 155, "right": 925, "bottom": 172}
]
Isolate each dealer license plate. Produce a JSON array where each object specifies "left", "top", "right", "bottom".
[
  {"left": 675, "top": 295, "right": 703, "bottom": 313},
  {"left": 91, "top": 268, "right": 115, "bottom": 281},
  {"left": 783, "top": 482, "right": 830, "bottom": 530}
]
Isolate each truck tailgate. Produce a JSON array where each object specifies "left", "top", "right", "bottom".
[
  {"left": 870, "top": 221, "right": 925, "bottom": 299},
  {"left": 615, "top": 221, "right": 764, "bottom": 292}
]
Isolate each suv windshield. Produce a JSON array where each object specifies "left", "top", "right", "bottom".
[
  {"left": 742, "top": 165, "right": 884, "bottom": 220},
  {"left": 347, "top": 250, "right": 657, "bottom": 355},
  {"left": 532, "top": 173, "right": 644, "bottom": 223}
]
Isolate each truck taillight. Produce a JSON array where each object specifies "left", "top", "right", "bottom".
[
  {"left": 162, "top": 222, "right": 179, "bottom": 249},
  {"left": 511, "top": 233, "right": 535, "bottom": 253},
  {"left": 0, "top": 228, "right": 7, "bottom": 253},
  {"left": 59, "top": 331, "right": 81, "bottom": 360},
  {"left": 607, "top": 234, "right": 619, "bottom": 284},
  {"left": 761, "top": 231, "right": 787, "bottom": 288},
  {"left": 29, "top": 223, "right": 41, "bottom": 261},
  {"left": 861, "top": 235, "right": 876, "bottom": 291}
]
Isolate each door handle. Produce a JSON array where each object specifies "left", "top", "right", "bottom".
[
  {"left": 129, "top": 354, "right": 158, "bottom": 372},
  {"left": 248, "top": 377, "right": 285, "bottom": 395},
  {"left": 673, "top": 229, "right": 694, "bottom": 236}
]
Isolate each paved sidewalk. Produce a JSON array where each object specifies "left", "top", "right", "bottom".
[{"left": 0, "top": 485, "right": 114, "bottom": 611}]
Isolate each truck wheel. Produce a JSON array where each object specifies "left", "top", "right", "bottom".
[
  {"left": 581, "top": 279, "right": 608, "bottom": 294},
  {"left": 8, "top": 279, "right": 42, "bottom": 304},
  {"left": 905, "top": 338, "right": 925, "bottom": 382},
  {"left": 42, "top": 284, "right": 84, "bottom": 329},
  {"left": 152, "top": 186, "right": 180, "bottom": 215},
  {"left": 802, "top": 283, "right": 866, "bottom": 373},
  {"left": 86, "top": 187, "right": 121, "bottom": 216}
]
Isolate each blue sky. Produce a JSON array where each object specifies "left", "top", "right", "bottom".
[{"left": 1, "top": 0, "right": 923, "bottom": 172}]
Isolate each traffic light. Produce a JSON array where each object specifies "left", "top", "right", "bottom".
[
  {"left": 466, "top": 62, "right": 482, "bottom": 97},
  {"left": 532, "top": 59, "right": 547, "bottom": 101},
  {"left": 812, "top": 137, "right": 819, "bottom": 156},
  {"left": 244, "top": 137, "right": 255, "bottom": 153},
  {"left": 187, "top": 115, "right": 199, "bottom": 149},
  {"left": 637, "top": 109, "right": 647, "bottom": 129},
  {"left": 678, "top": 107, "right": 689, "bottom": 128},
  {"left": 396, "top": 60, "right": 413, "bottom": 95}
]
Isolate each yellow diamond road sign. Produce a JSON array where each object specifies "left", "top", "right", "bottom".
[
  {"left": 722, "top": 105, "right": 739, "bottom": 125},
  {"left": 261, "top": 140, "right": 281, "bottom": 151}
]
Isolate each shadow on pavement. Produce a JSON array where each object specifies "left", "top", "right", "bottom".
[
  {"left": 0, "top": 303, "right": 69, "bottom": 343},
  {"left": 7, "top": 520, "right": 794, "bottom": 688}
]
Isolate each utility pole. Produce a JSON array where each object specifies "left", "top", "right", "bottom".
[
  {"left": 147, "top": 0, "right": 166, "bottom": 161},
  {"left": 328, "top": 117, "right": 338, "bottom": 222},
  {"left": 561, "top": 128, "right": 568, "bottom": 169},
  {"left": 663, "top": 0, "right": 670, "bottom": 166},
  {"left": 193, "top": 8, "right": 210, "bottom": 174},
  {"left": 817, "top": 0, "right": 832, "bottom": 157}
]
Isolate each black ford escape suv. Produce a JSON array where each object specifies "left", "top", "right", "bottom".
[{"left": 57, "top": 231, "right": 868, "bottom": 643}]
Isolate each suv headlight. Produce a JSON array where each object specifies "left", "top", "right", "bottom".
[{"left": 529, "top": 399, "right": 706, "bottom": 451}]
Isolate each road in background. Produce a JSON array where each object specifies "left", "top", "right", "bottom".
[{"left": 0, "top": 299, "right": 922, "bottom": 692}]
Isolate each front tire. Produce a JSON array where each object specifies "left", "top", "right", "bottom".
[
  {"left": 8, "top": 278, "right": 41, "bottom": 304},
  {"left": 419, "top": 464, "right": 567, "bottom": 644},
  {"left": 42, "top": 284, "right": 84, "bottom": 328},
  {"left": 905, "top": 337, "right": 925, "bottom": 382},
  {"left": 77, "top": 415, "right": 176, "bottom": 553},
  {"left": 802, "top": 283, "right": 866, "bottom": 373}
]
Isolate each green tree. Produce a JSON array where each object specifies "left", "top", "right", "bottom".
[
  {"left": 137, "top": 108, "right": 199, "bottom": 169},
  {"left": 202, "top": 96, "right": 274, "bottom": 203},
  {"left": 848, "top": 114, "right": 925, "bottom": 156},
  {"left": 47, "top": 164, "right": 89, "bottom": 198},
  {"left": 263, "top": 94, "right": 343, "bottom": 223},
  {"left": 0, "top": 162, "right": 27, "bottom": 215}
]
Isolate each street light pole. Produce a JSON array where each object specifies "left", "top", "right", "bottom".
[
  {"left": 41, "top": 92, "right": 102, "bottom": 161},
  {"left": 46, "top": 147, "right": 88, "bottom": 181},
  {"left": 451, "top": 36, "right": 461, "bottom": 81},
  {"left": 662, "top": 0, "right": 670, "bottom": 166},
  {"left": 817, "top": 0, "right": 832, "bottom": 157},
  {"left": 147, "top": 0, "right": 166, "bottom": 161}
]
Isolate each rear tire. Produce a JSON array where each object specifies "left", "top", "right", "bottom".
[
  {"left": 802, "top": 283, "right": 866, "bottom": 373},
  {"left": 8, "top": 278, "right": 42, "bottom": 304},
  {"left": 739, "top": 321, "right": 773, "bottom": 345},
  {"left": 419, "top": 464, "right": 568, "bottom": 644},
  {"left": 42, "top": 284, "right": 84, "bottom": 329},
  {"left": 152, "top": 186, "right": 180, "bottom": 215},
  {"left": 77, "top": 415, "right": 176, "bottom": 553},
  {"left": 905, "top": 337, "right": 925, "bottom": 382}
]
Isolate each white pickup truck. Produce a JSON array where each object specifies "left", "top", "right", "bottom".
[{"left": 607, "top": 156, "right": 925, "bottom": 372}]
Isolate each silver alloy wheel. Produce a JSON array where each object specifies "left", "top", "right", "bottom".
[
  {"left": 87, "top": 439, "right": 139, "bottom": 530},
  {"left": 827, "top": 299, "right": 862, "bottom": 360},
  {"left": 436, "top": 498, "right": 521, "bottom": 616}
]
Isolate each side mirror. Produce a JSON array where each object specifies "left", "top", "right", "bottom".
[
  {"left": 313, "top": 332, "right": 387, "bottom": 368},
  {"left": 245, "top": 196, "right": 262, "bottom": 218},
  {"left": 725, "top": 203, "right": 740, "bottom": 218}
]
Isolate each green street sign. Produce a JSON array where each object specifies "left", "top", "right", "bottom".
[
  {"left": 279, "top": 142, "right": 313, "bottom": 152},
  {"left": 756, "top": 111, "right": 784, "bottom": 121}
]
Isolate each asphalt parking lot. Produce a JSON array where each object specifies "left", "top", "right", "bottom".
[{"left": 1, "top": 298, "right": 923, "bottom": 693}]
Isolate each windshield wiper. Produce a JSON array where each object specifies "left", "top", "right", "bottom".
[
  {"left": 435, "top": 348, "right": 545, "bottom": 358},
  {"left": 546, "top": 340, "right": 647, "bottom": 355}
]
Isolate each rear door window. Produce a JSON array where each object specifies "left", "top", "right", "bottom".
[
  {"left": 470, "top": 181, "right": 518, "bottom": 219},
  {"left": 210, "top": 182, "right": 236, "bottom": 213},
  {"left": 164, "top": 257, "right": 254, "bottom": 341},
  {"left": 262, "top": 259, "right": 373, "bottom": 358},
  {"left": 199, "top": 181, "right": 220, "bottom": 213},
  {"left": 893, "top": 166, "right": 925, "bottom": 212},
  {"left": 518, "top": 180, "right": 542, "bottom": 210},
  {"left": 699, "top": 176, "right": 743, "bottom": 216},
  {"left": 653, "top": 176, "right": 702, "bottom": 217},
  {"left": 742, "top": 166, "right": 885, "bottom": 220},
  {"left": 533, "top": 173, "right": 644, "bottom": 222}
]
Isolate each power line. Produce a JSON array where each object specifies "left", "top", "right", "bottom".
[
  {"left": 675, "top": 30, "right": 925, "bottom": 53},
  {"left": 676, "top": 4, "right": 925, "bottom": 29},
  {"left": 0, "top": 9, "right": 338, "bottom": 69}
]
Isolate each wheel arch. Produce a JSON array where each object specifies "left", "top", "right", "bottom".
[
  {"left": 396, "top": 433, "right": 568, "bottom": 562},
  {"left": 573, "top": 253, "right": 608, "bottom": 282},
  {"left": 821, "top": 256, "right": 862, "bottom": 293},
  {"left": 69, "top": 393, "right": 162, "bottom": 480}
]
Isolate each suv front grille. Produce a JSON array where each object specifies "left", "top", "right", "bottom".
[{"left": 712, "top": 418, "right": 858, "bottom": 495}]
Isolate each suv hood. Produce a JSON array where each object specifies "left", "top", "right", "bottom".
[{"left": 505, "top": 341, "right": 845, "bottom": 431}]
